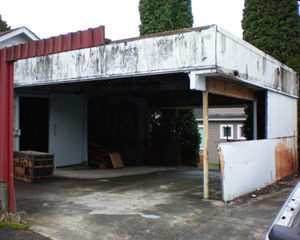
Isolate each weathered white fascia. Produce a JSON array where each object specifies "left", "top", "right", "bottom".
[{"left": 189, "top": 70, "right": 216, "bottom": 91}]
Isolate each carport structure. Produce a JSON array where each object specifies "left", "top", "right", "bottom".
[{"left": 0, "top": 25, "right": 298, "bottom": 212}]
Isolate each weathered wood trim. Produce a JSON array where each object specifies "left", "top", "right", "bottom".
[
  {"left": 203, "top": 91, "right": 209, "bottom": 199},
  {"left": 206, "top": 77, "right": 258, "bottom": 101}
]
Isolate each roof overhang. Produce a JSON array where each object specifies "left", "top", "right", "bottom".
[
  {"left": 13, "top": 25, "right": 298, "bottom": 98},
  {"left": 0, "top": 26, "right": 39, "bottom": 44}
]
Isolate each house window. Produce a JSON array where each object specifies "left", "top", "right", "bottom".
[
  {"left": 220, "top": 124, "right": 233, "bottom": 140},
  {"left": 198, "top": 125, "right": 204, "bottom": 149},
  {"left": 237, "top": 124, "right": 246, "bottom": 140}
]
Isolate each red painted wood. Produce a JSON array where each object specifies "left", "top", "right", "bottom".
[
  {"left": 45, "top": 37, "right": 54, "bottom": 55},
  {"left": 20, "top": 43, "right": 29, "bottom": 59},
  {"left": 93, "top": 26, "right": 105, "bottom": 46},
  {"left": 28, "top": 41, "right": 37, "bottom": 58},
  {"left": 6, "top": 47, "right": 14, "bottom": 62},
  {"left": 8, "top": 61, "right": 14, "bottom": 213},
  {"left": 53, "top": 35, "right": 63, "bottom": 53},
  {"left": 72, "top": 31, "right": 81, "bottom": 50},
  {"left": 0, "top": 49, "right": 9, "bottom": 182},
  {"left": 62, "top": 33, "right": 72, "bottom": 51},
  {"left": 81, "top": 29, "right": 93, "bottom": 48},
  {"left": 13, "top": 45, "right": 22, "bottom": 60},
  {"left": 37, "top": 40, "right": 45, "bottom": 56}
]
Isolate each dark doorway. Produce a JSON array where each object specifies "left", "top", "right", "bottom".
[{"left": 20, "top": 97, "right": 49, "bottom": 152}]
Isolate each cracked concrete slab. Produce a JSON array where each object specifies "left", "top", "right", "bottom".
[{"left": 14, "top": 167, "right": 296, "bottom": 240}]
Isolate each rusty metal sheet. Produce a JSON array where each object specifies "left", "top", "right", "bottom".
[
  {"left": 219, "top": 136, "right": 297, "bottom": 202},
  {"left": 275, "top": 137, "right": 297, "bottom": 181}
]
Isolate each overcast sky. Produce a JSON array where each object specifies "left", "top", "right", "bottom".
[{"left": 2, "top": 0, "right": 245, "bottom": 41}]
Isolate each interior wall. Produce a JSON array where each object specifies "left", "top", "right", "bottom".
[
  {"left": 88, "top": 96, "right": 148, "bottom": 166},
  {"left": 49, "top": 94, "right": 87, "bottom": 167}
]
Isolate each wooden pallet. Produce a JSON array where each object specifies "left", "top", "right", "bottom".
[{"left": 14, "top": 151, "right": 54, "bottom": 183}]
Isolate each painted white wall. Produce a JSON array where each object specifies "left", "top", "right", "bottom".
[
  {"left": 219, "top": 137, "right": 297, "bottom": 202},
  {"left": 216, "top": 26, "right": 298, "bottom": 97},
  {"left": 49, "top": 94, "right": 87, "bottom": 167},
  {"left": 14, "top": 25, "right": 298, "bottom": 97},
  {"left": 14, "top": 27, "right": 216, "bottom": 87},
  {"left": 267, "top": 91, "right": 298, "bottom": 139}
]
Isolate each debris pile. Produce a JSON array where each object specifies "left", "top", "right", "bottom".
[
  {"left": 0, "top": 209, "right": 27, "bottom": 225},
  {"left": 229, "top": 174, "right": 299, "bottom": 204},
  {"left": 88, "top": 143, "right": 109, "bottom": 169}
]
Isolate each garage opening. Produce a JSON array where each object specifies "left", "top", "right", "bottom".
[{"left": 19, "top": 97, "right": 49, "bottom": 152}]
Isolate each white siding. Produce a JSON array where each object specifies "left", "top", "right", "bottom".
[
  {"left": 209, "top": 107, "right": 244, "bottom": 115},
  {"left": 200, "top": 120, "right": 245, "bottom": 164}
]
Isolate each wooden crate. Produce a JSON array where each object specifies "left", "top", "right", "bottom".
[{"left": 14, "top": 151, "right": 54, "bottom": 183}]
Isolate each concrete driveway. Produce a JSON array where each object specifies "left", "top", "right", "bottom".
[{"left": 14, "top": 167, "right": 295, "bottom": 240}]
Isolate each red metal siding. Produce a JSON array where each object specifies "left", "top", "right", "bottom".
[
  {"left": 5, "top": 26, "right": 105, "bottom": 62},
  {"left": 0, "top": 49, "right": 14, "bottom": 212}
]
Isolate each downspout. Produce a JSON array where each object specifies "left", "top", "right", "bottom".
[{"left": 8, "top": 61, "right": 14, "bottom": 213}]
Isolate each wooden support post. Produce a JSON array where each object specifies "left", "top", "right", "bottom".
[{"left": 203, "top": 91, "right": 209, "bottom": 199}]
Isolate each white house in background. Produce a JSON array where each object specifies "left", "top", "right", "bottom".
[
  {"left": 0, "top": 26, "right": 39, "bottom": 49},
  {"left": 195, "top": 106, "right": 246, "bottom": 164}
]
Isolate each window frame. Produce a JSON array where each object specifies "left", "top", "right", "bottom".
[
  {"left": 237, "top": 124, "right": 246, "bottom": 140},
  {"left": 220, "top": 124, "right": 234, "bottom": 140}
]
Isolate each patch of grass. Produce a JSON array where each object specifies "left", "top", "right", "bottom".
[
  {"left": 0, "top": 220, "right": 27, "bottom": 230},
  {"left": 0, "top": 221, "right": 6, "bottom": 228},
  {"left": 209, "top": 163, "right": 220, "bottom": 170},
  {"left": 199, "top": 191, "right": 216, "bottom": 198}
]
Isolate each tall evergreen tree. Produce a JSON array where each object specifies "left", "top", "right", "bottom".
[
  {"left": 0, "top": 15, "right": 11, "bottom": 33},
  {"left": 139, "top": 0, "right": 200, "bottom": 167},
  {"left": 171, "top": 0, "right": 193, "bottom": 30},
  {"left": 242, "top": 0, "right": 300, "bottom": 140},
  {"left": 242, "top": 0, "right": 300, "bottom": 73},
  {"left": 139, "top": 0, "right": 173, "bottom": 35}
]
